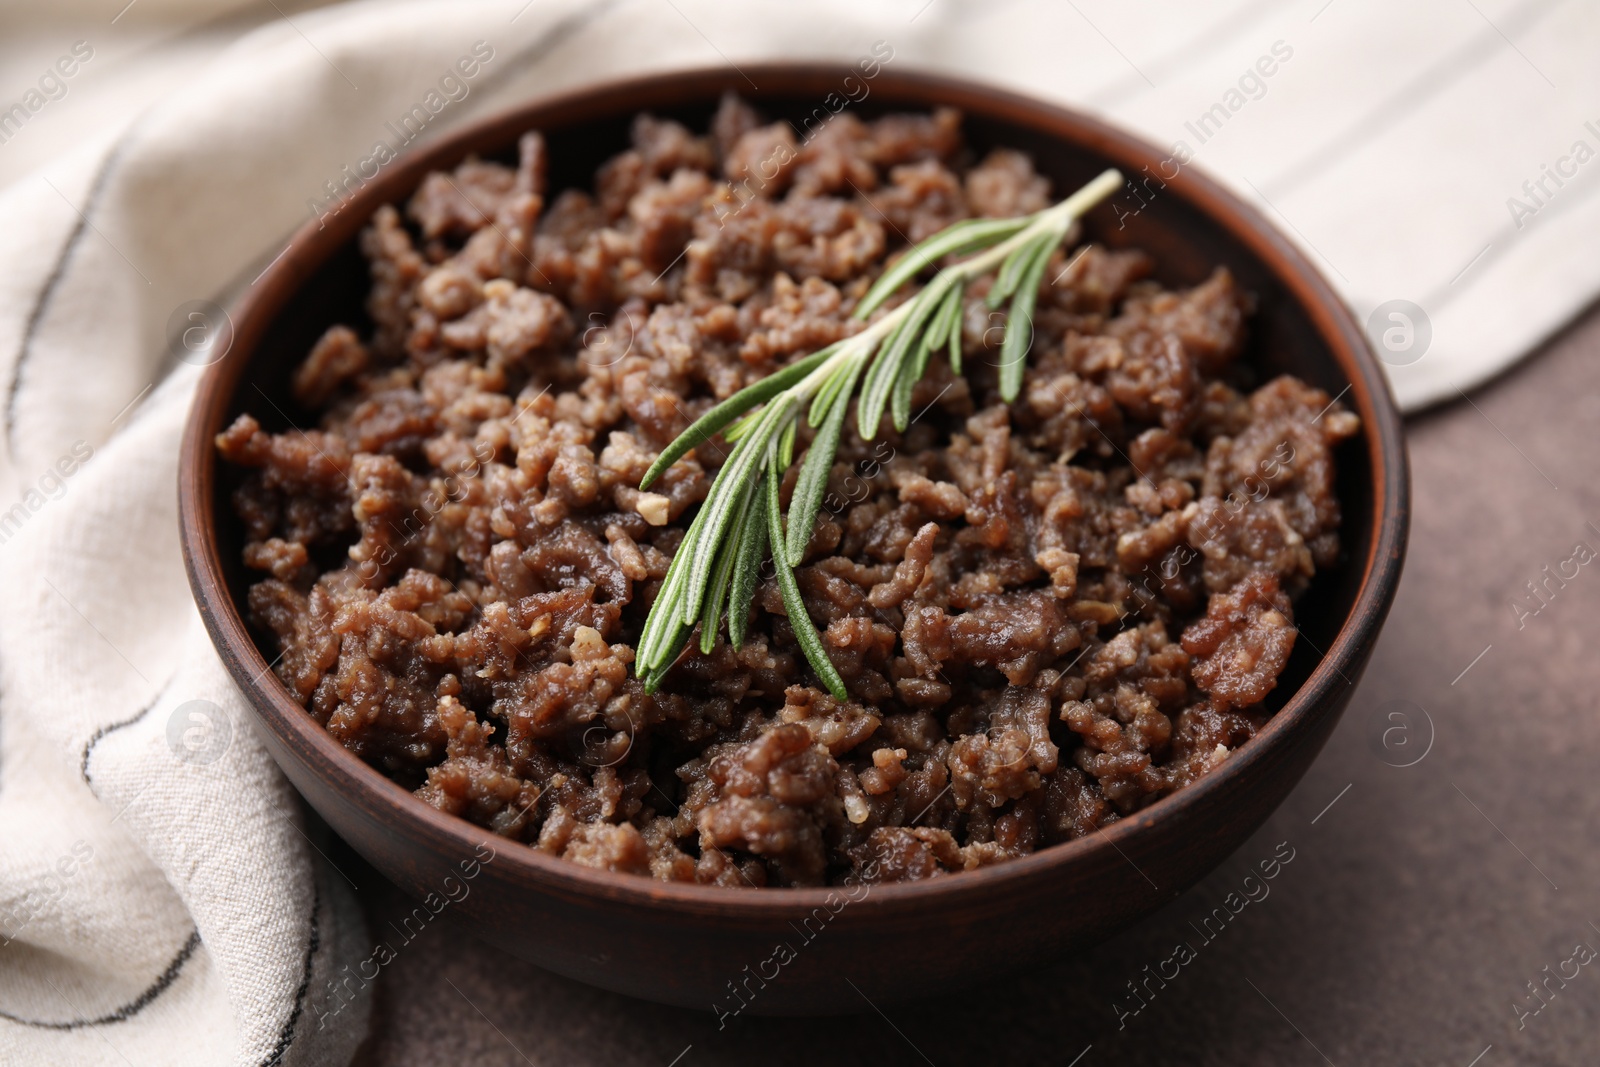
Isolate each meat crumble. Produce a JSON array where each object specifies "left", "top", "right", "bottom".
[{"left": 218, "top": 96, "right": 1359, "bottom": 887}]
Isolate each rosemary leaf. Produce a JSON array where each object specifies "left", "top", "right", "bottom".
[
  {"left": 640, "top": 343, "right": 837, "bottom": 489},
  {"left": 858, "top": 283, "right": 945, "bottom": 441},
  {"left": 857, "top": 294, "right": 920, "bottom": 416},
  {"left": 723, "top": 407, "right": 761, "bottom": 443},
  {"left": 988, "top": 231, "right": 1046, "bottom": 309},
  {"left": 765, "top": 456, "right": 848, "bottom": 699},
  {"left": 926, "top": 282, "right": 964, "bottom": 353},
  {"left": 786, "top": 356, "right": 866, "bottom": 563},
  {"left": 636, "top": 500, "right": 706, "bottom": 670},
  {"left": 947, "top": 291, "right": 964, "bottom": 374},
  {"left": 856, "top": 216, "right": 1029, "bottom": 319},
  {"left": 697, "top": 483, "right": 751, "bottom": 653},
  {"left": 808, "top": 351, "right": 860, "bottom": 425},
  {"left": 679, "top": 393, "right": 798, "bottom": 626},
  {"left": 894, "top": 289, "right": 953, "bottom": 431},
  {"left": 890, "top": 326, "right": 930, "bottom": 432},
  {"left": 727, "top": 482, "right": 770, "bottom": 649},
  {"left": 642, "top": 622, "right": 692, "bottom": 693},
  {"left": 639, "top": 610, "right": 688, "bottom": 682},
  {"left": 999, "top": 236, "right": 1057, "bottom": 401},
  {"left": 778, "top": 417, "right": 798, "bottom": 470}
]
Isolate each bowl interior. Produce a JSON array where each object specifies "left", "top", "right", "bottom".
[{"left": 190, "top": 66, "right": 1398, "bottom": 910}]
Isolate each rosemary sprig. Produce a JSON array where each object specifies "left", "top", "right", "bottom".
[{"left": 635, "top": 168, "right": 1124, "bottom": 697}]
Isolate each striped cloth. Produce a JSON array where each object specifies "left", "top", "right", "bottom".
[{"left": 922, "top": 0, "right": 1600, "bottom": 410}]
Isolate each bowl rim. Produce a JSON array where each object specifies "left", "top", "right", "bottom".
[{"left": 179, "top": 62, "right": 1409, "bottom": 916}]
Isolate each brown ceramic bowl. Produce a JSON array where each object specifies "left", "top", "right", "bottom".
[{"left": 179, "top": 64, "right": 1408, "bottom": 1014}]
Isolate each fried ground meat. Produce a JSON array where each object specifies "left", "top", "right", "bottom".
[{"left": 218, "top": 96, "right": 1358, "bottom": 886}]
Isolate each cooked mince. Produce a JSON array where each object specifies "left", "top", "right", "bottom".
[{"left": 218, "top": 96, "right": 1360, "bottom": 887}]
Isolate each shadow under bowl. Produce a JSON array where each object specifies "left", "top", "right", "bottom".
[{"left": 179, "top": 64, "right": 1409, "bottom": 1015}]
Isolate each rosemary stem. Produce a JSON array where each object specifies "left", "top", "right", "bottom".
[
  {"left": 634, "top": 167, "right": 1124, "bottom": 696},
  {"left": 810, "top": 167, "right": 1120, "bottom": 405},
  {"left": 799, "top": 308, "right": 908, "bottom": 402},
  {"left": 946, "top": 167, "right": 1124, "bottom": 286}
]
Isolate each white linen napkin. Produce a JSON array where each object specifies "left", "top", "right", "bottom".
[{"left": 1, "top": 0, "right": 1596, "bottom": 1063}]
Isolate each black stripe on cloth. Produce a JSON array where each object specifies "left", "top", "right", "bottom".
[
  {"left": 0, "top": 928, "right": 201, "bottom": 1030},
  {"left": 80, "top": 672, "right": 178, "bottom": 786},
  {"left": 5, "top": 0, "right": 632, "bottom": 457},
  {"left": 3, "top": 132, "right": 138, "bottom": 455},
  {"left": 261, "top": 882, "right": 322, "bottom": 1067}
]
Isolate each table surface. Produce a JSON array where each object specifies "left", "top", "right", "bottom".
[{"left": 344, "top": 301, "right": 1600, "bottom": 1067}]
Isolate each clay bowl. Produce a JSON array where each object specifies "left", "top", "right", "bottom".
[{"left": 179, "top": 64, "right": 1408, "bottom": 1014}]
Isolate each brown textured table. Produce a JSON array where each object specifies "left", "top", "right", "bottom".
[{"left": 345, "top": 302, "right": 1600, "bottom": 1067}]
